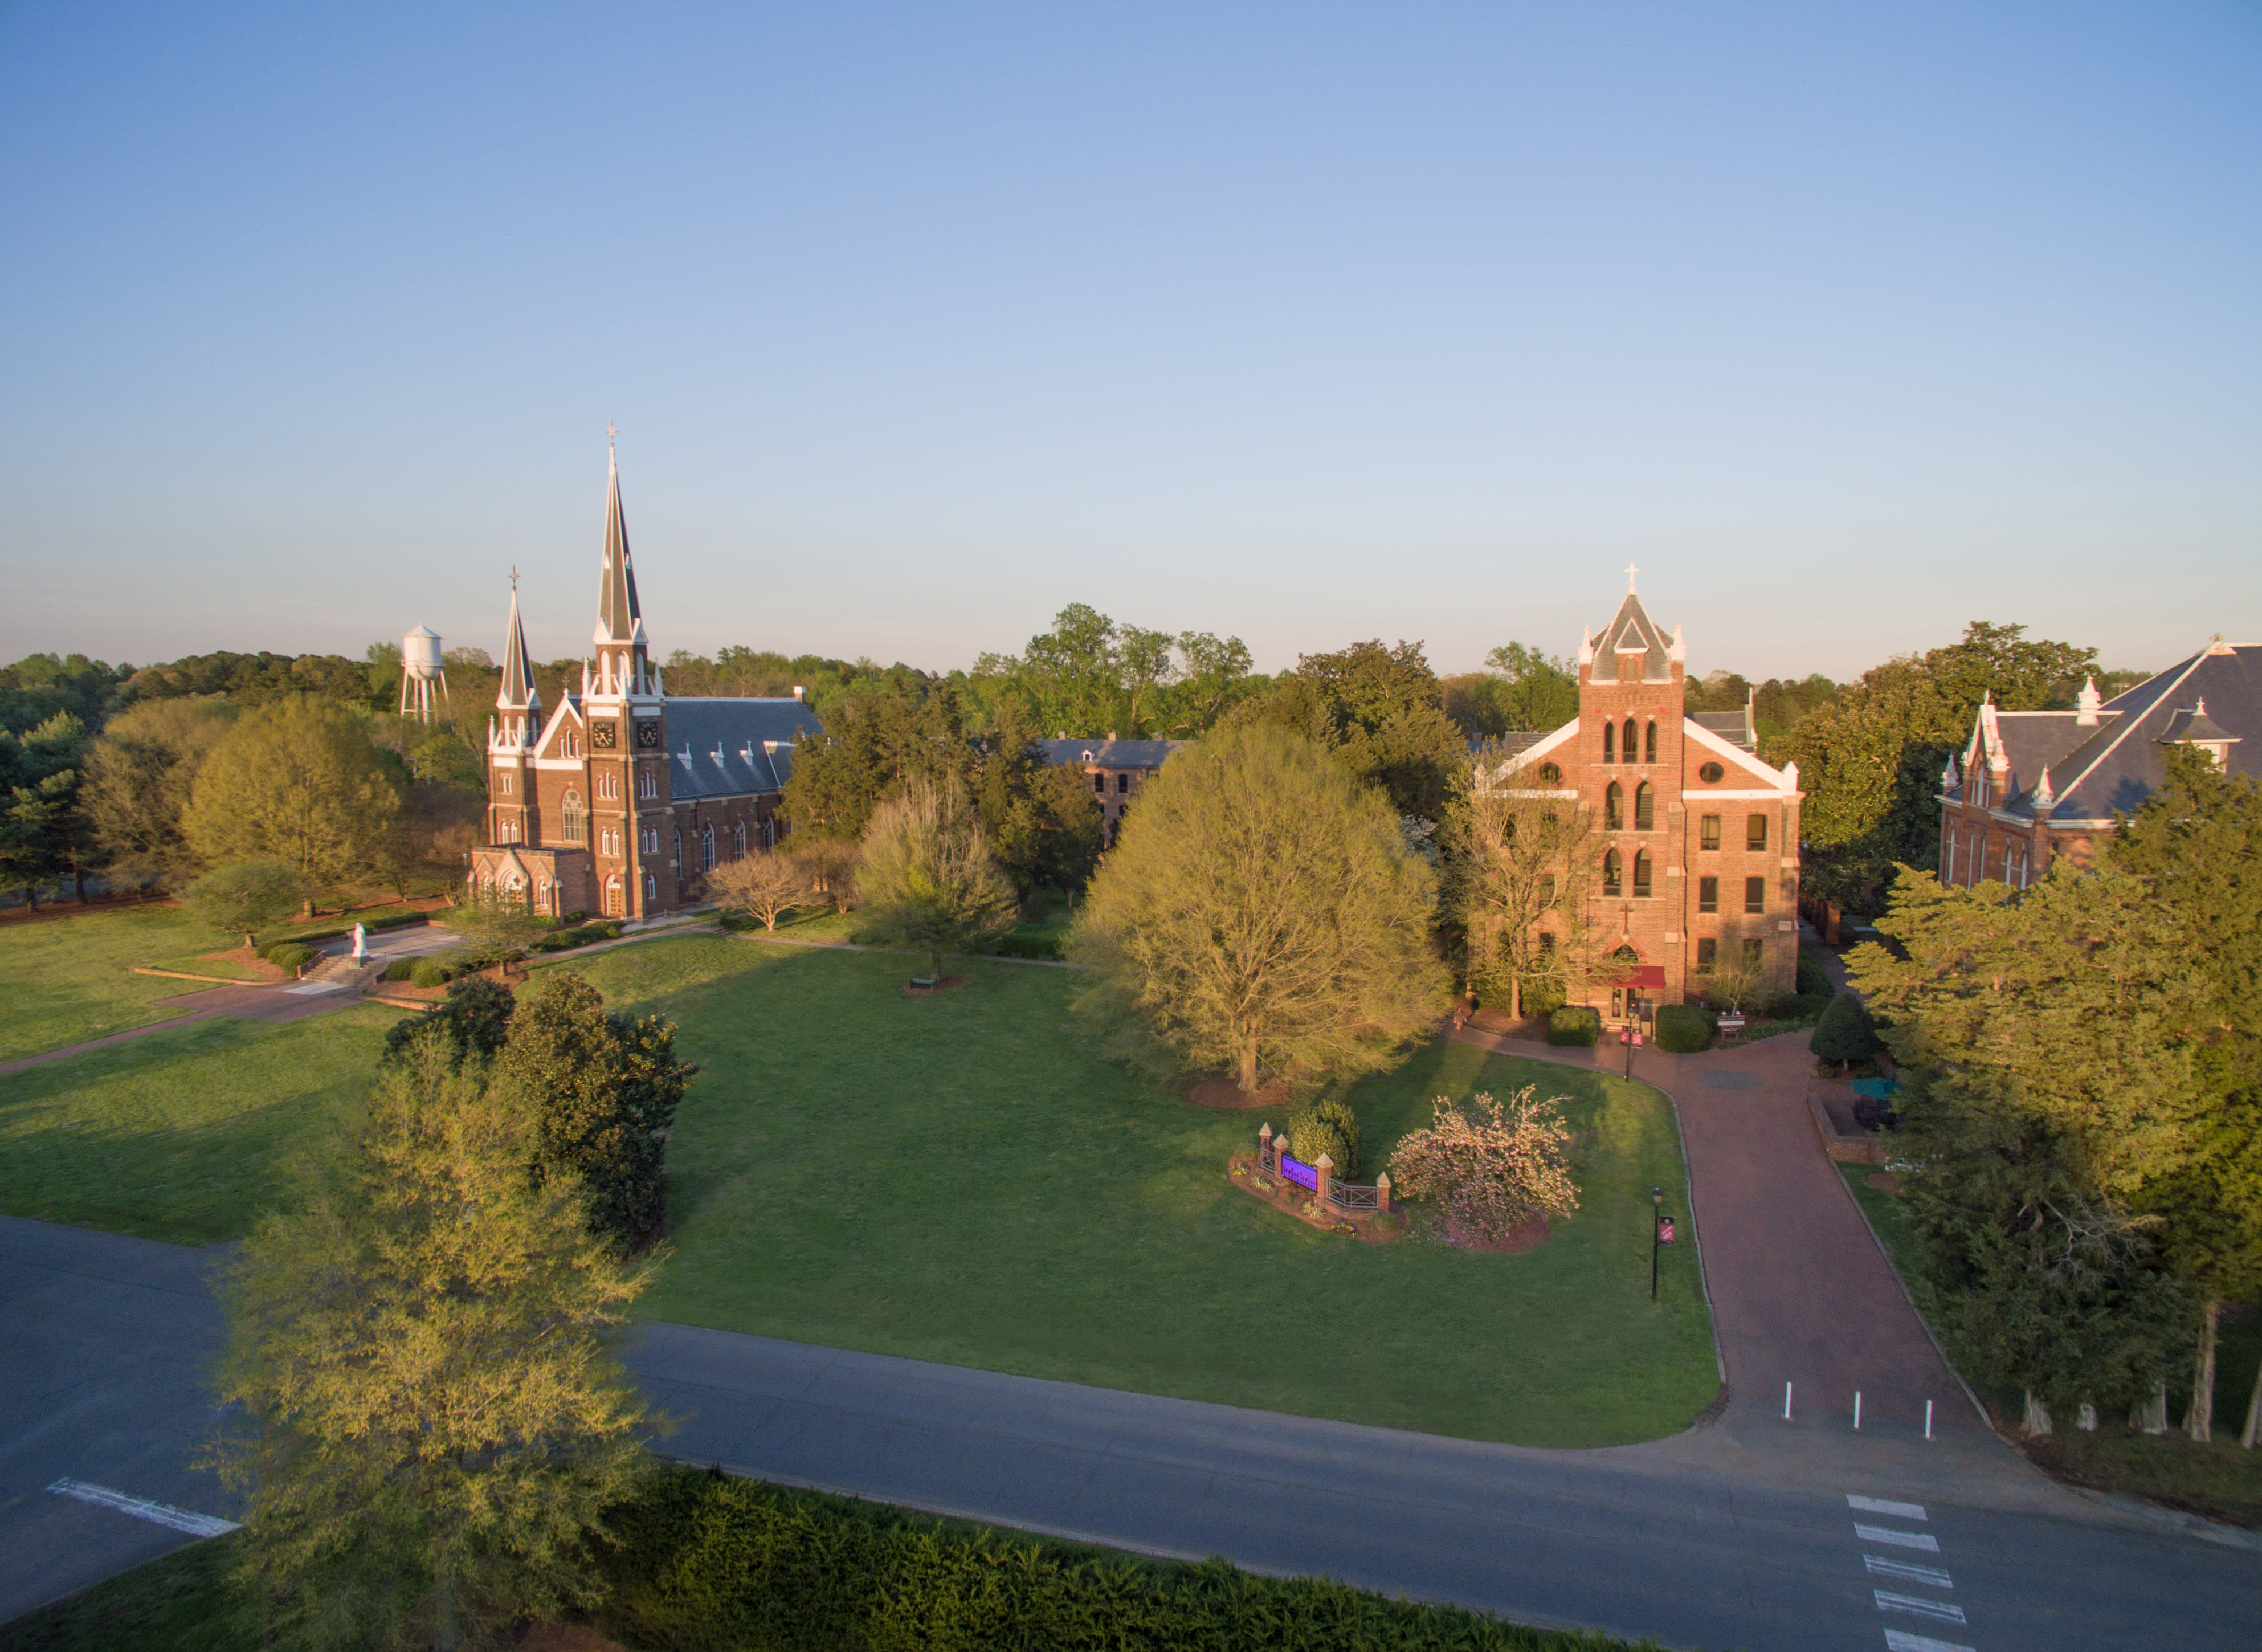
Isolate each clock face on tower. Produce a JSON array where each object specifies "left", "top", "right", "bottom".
[
  {"left": 635, "top": 719, "right": 661, "bottom": 750},
  {"left": 591, "top": 721, "right": 618, "bottom": 750}
]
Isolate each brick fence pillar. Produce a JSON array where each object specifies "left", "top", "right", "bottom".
[
  {"left": 1314, "top": 1153, "right": 1333, "bottom": 1208},
  {"left": 1375, "top": 1170, "right": 1391, "bottom": 1213},
  {"left": 1257, "top": 1121, "right": 1273, "bottom": 1174}
]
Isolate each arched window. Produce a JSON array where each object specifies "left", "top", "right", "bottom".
[
  {"left": 1622, "top": 717, "right": 1638, "bottom": 762},
  {"left": 1633, "top": 849, "right": 1653, "bottom": 897},
  {"left": 1602, "top": 848, "right": 1622, "bottom": 896},
  {"left": 734, "top": 821, "right": 747, "bottom": 858},
  {"left": 560, "top": 789, "right": 587, "bottom": 846},
  {"left": 605, "top": 873, "right": 622, "bottom": 915},
  {"left": 1644, "top": 721, "right": 1657, "bottom": 764},
  {"left": 1604, "top": 782, "right": 1623, "bottom": 829},
  {"left": 644, "top": 871, "right": 658, "bottom": 902},
  {"left": 1537, "top": 761, "right": 1562, "bottom": 785},
  {"left": 701, "top": 823, "right": 716, "bottom": 871},
  {"left": 1602, "top": 722, "right": 1615, "bottom": 763},
  {"left": 1634, "top": 782, "right": 1655, "bottom": 831},
  {"left": 763, "top": 817, "right": 777, "bottom": 849},
  {"left": 672, "top": 828, "right": 683, "bottom": 873}
]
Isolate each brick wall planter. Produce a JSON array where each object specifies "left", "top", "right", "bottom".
[{"left": 1226, "top": 1123, "right": 1406, "bottom": 1242}]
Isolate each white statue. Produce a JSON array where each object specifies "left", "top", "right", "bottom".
[{"left": 350, "top": 923, "right": 369, "bottom": 963}]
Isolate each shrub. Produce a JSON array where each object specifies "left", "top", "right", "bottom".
[
  {"left": 382, "top": 974, "right": 517, "bottom": 1071},
  {"left": 409, "top": 957, "right": 450, "bottom": 989},
  {"left": 1545, "top": 1005, "right": 1600, "bottom": 1046},
  {"left": 383, "top": 958, "right": 413, "bottom": 982},
  {"left": 1796, "top": 947, "right": 1834, "bottom": 999},
  {"left": 1385, "top": 1087, "right": 1580, "bottom": 1245},
  {"left": 990, "top": 929, "right": 1064, "bottom": 961},
  {"left": 263, "top": 941, "right": 315, "bottom": 976},
  {"left": 1811, "top": 990, "right": 1883, "bottom": 1069},
  {"left": 1763, "top": 990, "right": 1832, "bottom": 1022},
  {"left": 1283, "top": 1099, "right": 1362, "bottom": 1179},
  {"left": 1655, "top": 1003, "right": 1715, "bottom": 1053},
  {"left": 602, "top": 1469, "right": 1636, "bottom": 1652},
  {"left": 1517, "top": 973, "right": 1568, "bottom": 1019},
  {"left": 561, "top": 909, "right": 587, "bottom": 925}
]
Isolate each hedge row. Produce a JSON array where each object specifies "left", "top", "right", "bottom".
[
  {"left": 271, "top": 908, "right": 431, "bottom": 947},
  {"left": 989, "top": 929, "right": 1065, "bottom": 961},
  {"left": 263, "top": 941, "right": 315, "bottom": 975},
  {"left": 531, "top": 919, "right": 624, "bottom": 954},
  {"left": 1545, "top": 1005, "right": 1600, "bottom": 1046},
  {"left": 601, "top": 1470, "right": 1652, "bottom": 1652}
]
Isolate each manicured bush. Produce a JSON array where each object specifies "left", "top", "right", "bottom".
[
  {"left": 409, "top": 957, "right": 451, "bottom": 990},
  {"left": 1517, "top": 973, "right": 1568, "bottom": 1018},
  {"left": 1653, "top": 1003, "right": 1715, "bottom": 1053},
  {"left": 1545, "top": 1005, "right": 1600, "bottom": 1046},
  {"left": 990, "top": 929, "right": 1065, "bottom": 960},
  {"left": 383, "top": 957, "right": 414, "bottom": 982},
  {"left": 601, "top": 1469, "right": 1640, "bottom": 1652},
  {"left": 1811, "top": 990, "right": 1883, "bottom": 1069},
  {"left": 1796, "top": 947, "right": 1834, "bottom": 999},
  {"left": 1283, "top": 1098, "right": 1362, "bottom": 1178},
  {"left": 263, "top": 941, "right": 315, "bottom": 975},
  {"left": 1763, "top": 990, "right": 1832, "bottom": 1022}
]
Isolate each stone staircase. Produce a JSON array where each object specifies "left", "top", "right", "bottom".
[{"left": 295, "top": 953, "right": 388, "bottom": 994}]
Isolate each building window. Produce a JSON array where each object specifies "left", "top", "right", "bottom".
[
  {"left": 734, "top": 821, "right": 747, "bottom": 858},
  {"left": 1603, "top": 722, "right": 1616, "bottom": 763},
  {"left": 561, "top": 790, "right": 587, "bottom": 846},
  {"left": 1622, "top": 718, "right": 1637, "bottom": 762},
  {"left": 763, "top": 816, "right": 777, "bottom": 849},
  {"left": 639, "top": 769, "right": 658, "bottom": 801},
  {"left": 1538, "top": 873, "right": 1556, "bottom": 908},
  {"left": 1644, "top": 721, "right": 1657, "bottom": 764},
  {"left": 1698, "top": 875, "right": 1718, "bottom": 913},
  {"left": 1698, "top": 761, "right": 1723, "bottom": 783},
  {"left": 1093, "top": 773, "right": 1105, "bottom": 793},
  {"left": 672, "top": 829, "right": 682, "bottom": 874},
  {"left": 1604, "top": 782, "right": 1624, "bottom": 829},
  {"left": 1700, "top": 814, "right": 1720, "bottom": 851},
  {"left": 1117, "top": 773, "right": 1130, "bottom": 793},
  {"left": 1634, "top": 782, "right": 1655, "bottom": 831},
  {"left": 598, "top": 771, "right": 618, "bottom": 800},
  {"left": 1745, "top": 876, "right": 1766, "bottom": 915},
  {"left": 1943, "top": 830, "right": 1957, "bottom": 883},
  {"left": 1632, "top": 849, "right": 1653, "bottom": 897},
  {"left": 1603, "top": 849, "right": 1622, "bottom": 897},
  {"left": 2006, "top": 841, "right": 2028, "bottom": 890},
  {"left": 1747, "top": 813, "right": 1769, "bottom": 852},
  {"left": 645, "top": 871, "right": 658, "bottom": 901},
  {"left": 1537, "top": 761, "right": 1562, "bottom": 785},
  {"left": 702, "top": 824, "right": 716, "bottom": 871},
  {"left": 605, "top": 873, "right": 622, "bottom": 915},
  {"left": 499, "top": 770, "right": 514, "bottom": 794},
  {"left": 1743, "top": 937, "right": 1765, "bottom": 970},
  {"left": 1696, "top": 937, "right": 1717, "bottom": 974}
]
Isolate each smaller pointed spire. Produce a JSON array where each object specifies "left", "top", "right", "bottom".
[
  {"left": 2032, "top": 766, "right": 2056, "bottom": 812},
  {"left": 2076, "top": 675, "right": 2102, "bottom": 727},
  {"left": 497, "top": 582, "right": 541, "bottom": 715}
]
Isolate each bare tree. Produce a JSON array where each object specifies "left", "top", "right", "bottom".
[
  {"left": 782, "top": 833, "right": 860, "bottom": 913},
  {"left": 1452, "top": 743, "right": 1620, "bottom": 1018},
  {"left": 707, "top": 850, "right": 814, "bottom": 933}
]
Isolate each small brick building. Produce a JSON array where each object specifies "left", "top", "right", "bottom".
[
  {"left": 1938, "top": 638, "right": 2257, "bottom": 888},
  {"left": 468, "top": 448, "right": 822, "bottom": 919},
  {"left": 1489, "top": 578, "right": 1806, "bottom": 1021}
]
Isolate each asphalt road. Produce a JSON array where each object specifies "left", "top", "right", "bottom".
[{"left": 4, "top": 1215, "right": 2257, "bottom": 1650}]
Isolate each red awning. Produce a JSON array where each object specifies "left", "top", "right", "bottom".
[{"left": 1631, "top": 966, "right": 1667, "bottom": 988}]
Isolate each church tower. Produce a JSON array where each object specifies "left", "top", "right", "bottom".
[
  {"left": 578, "top": 435, "right": 675, "bottom": 917},
  {"left": 486, "top": 581, "right": 542, "bottom": 847}
]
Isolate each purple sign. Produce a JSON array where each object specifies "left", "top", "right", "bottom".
[{"left": 1279, "top": 1154, "right": 1318, "bottom": 1192}]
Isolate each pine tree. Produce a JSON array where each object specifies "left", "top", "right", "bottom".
[{"left": 1809, "top": 990, "right": 1882, "bottom": 1072}]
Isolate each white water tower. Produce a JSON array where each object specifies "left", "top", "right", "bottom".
[{"left": 400, "top": 626, "right": 450, "bottom": 723}]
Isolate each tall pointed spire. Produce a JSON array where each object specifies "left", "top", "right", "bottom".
[
  {"left": 497, "top": 572, "right": 540, "bottom": 714},
  {"left": 595, "top": 426, "right": 644, "bottom": 648}
]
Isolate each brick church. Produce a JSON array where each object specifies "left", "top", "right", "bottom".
[
  {"left": 1488, "top": 576, "right": 1806, "bottom": 1021},
  {"left": 468, "top": 447, "right": 822, "bottom": 919}
]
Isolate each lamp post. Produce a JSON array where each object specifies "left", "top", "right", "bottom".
[{"left": 1651, "top": 1184, "right": 1664, "bottom": 1302}]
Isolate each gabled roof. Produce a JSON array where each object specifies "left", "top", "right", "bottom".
[
  {"left": 664, "top": 698, "right": 824, "bottom": 800},
  {"left": 1040, "top": 737, "right": 1182, "bottom": 770},
  {"left": 1585, "top": 586, "right": 1677, "bottom": 684},
  {"left": 594, "top": 444, "right": 644, "bottom": 647}
]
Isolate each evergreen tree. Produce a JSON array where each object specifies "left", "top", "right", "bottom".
[
  {"left": 1809, "top": 990, "right": 1882, "bottom": 1071},
  {"left": 975, "top": 699, "right": 1103, "bottom": 895},
  {"left": 1230, "top": 639, "right": 1468, "bottom": 823},
  {"left": 382, "top": 975, "right": 517, "bottom": 1072}
]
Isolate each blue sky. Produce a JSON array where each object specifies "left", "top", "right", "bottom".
[{"left": 2, "top": 2, "right": 2256, "bottom": 679}]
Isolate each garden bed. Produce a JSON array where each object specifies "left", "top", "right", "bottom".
[
  {"left": 1186, "top": 1075, "right": 1292, "bottom": 1110},
  {"left": 1226, "top": 1152, "right": 1404, "bottom": 1242}
]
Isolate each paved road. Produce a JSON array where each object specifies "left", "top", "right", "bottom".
[{"left": 5, "top": 1216, "right": 2259, "bottom": 1649}]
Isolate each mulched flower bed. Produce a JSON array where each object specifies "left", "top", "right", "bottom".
[
  {"left": 1226, "top": 1153, "right": 1404, "bottom": 1243},
  {"left": 1441, "top": 1212, "right": 1550, "bottom": 1253},
  {"left": 1186, "top": 1075, "right": 1292, "bottom": 1110},
  {"left": 900, "top": 974, "right": 967, "bottom": 998}
]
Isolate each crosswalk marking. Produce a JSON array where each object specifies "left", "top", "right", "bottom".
[
  {"left": 1865, "top": 1555, "right": 1952, "bottom": 1589},
  {"left": 1848, "top": 1494, "right": 1927, "bottom": 1520},
  {"left": 1884, "top": 1632, "right": 1977, "bottom": 1652},
  {"left": 47, "top": 1478, "right": 239, "bottom": 1537},
  {"left": 1854, "top": 1522, "right": 1940, "bottom": 1552},
  {"left": 1876, "top": 1590, "right": 1968, "bottom": 1625}
]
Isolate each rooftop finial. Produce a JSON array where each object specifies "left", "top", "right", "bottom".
[
  {"left": 607, "top": 421, "right": 618, "bottom": 469},
  {"left": 509, "top": 564, "right": 520, "bottom": 592},
  {"left": 1624, "top": 562, "right": 1640, "bottom": 593}
]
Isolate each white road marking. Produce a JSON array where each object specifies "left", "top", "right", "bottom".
[
  {"left": 1848, "top": 1494, "right": 1927, "bottom": 1520},
  {"left": 1884, "top": 1633, "right": 1976, "bottom": 1652},
  {"left": 284, "top": 982, "right": 348, "bottom": 996},
  {"left": 47, "top": 1478, "right": 239, "bottom": 1537},
  {"left": 1875, "top": 1590, "right": 1968, "bottom": 1625},
  {"left": 1865, "top": 1555, "right": 1953, "bottom": 1589},
  {"left": 1855, "top": 1523, "right": 1940, "bottom": 1552}
]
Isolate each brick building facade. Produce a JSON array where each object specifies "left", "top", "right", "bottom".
[
  {"left": 468, "top": 448, "right": 821, "bottom": 919},
  {"left": 1039, "top": 736, "right": 1183, "bottom": 847},
  {"left": 1489, "top": 578, "right": 1805, "bottom": 1021},
  {"left": 1938, "top": 638, "right": 2257, "bottom": 888}
]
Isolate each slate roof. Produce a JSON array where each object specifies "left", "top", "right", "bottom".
[
  {"left": 652, "top": 697, "right": 823, "bottom": 800},
  {"left": 1040, "top": 737, "right": 1182, "bottom": 770},
  {"left": 1691, "top": 710, "right": 1754, "bottom": 752},
  {"left": 1586, "top": 589, "right": 1677, "bottom": 684},
  {"left": 1469, "top": 731, "right": 1550, "bottom": 760},
  {"left": 1970, "top": 643, "right": 2261, "bottom": 823}
]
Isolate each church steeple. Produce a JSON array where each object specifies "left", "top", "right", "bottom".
[
  {"left": 497, "top": 577, "right": 540, "bottom": 715},
  {"left": 591, "top": 429, "right": 652, "bottom": 698}
]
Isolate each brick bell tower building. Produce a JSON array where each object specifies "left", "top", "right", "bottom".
[
  {"left": 468, "top": 440, "right": 822, "bottom": 919},
  {"left": 1491, "top": 572, "right": 1805, "bottom": 1021}
]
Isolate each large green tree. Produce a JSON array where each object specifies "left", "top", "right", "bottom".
[
  {"left": 184, "top": 697, "right": 406, "bottom": 908},
  {"left": 1441, "top": 643, "right": 1580, "bottom": 739},
  {"left": 211, "top": 1047, "right": 654, "bottom": 1651},
  {"left": 855, "top": 778, "right": 1021, "bottom": 976},
  {"left": 963, "top": 603, "right": 1261, "bottom": 739},
  {"left": 780, "top": 677, "right": 969, "bottom": 842},
  {"left": 1449, "top": 743, "right": 1614, "bottom": 1015},
  {"left": 1776, "top": 622, "right": 2096, "bottom": 914},
  {"left": 82, "top": 696, "right": 238, "bottom": 885},
  {"left": 974, "top": 699, "right": 1104, "bottom": 894},
  {"left": 1230, "top": 639, "right": 1467, "bottom": 822},
  {"left": 1069, "top": 723, "right": 1450, "bottom": 1094}
]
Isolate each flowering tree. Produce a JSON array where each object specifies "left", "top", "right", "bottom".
[{"left": 1386, "top": 1087, "right": 1579, "bottom": 1243}]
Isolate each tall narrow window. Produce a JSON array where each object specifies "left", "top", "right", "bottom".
[
  {"left": 1622, "top": 717, "right": 1638, "bottom": 762},
  {"left": 1603, "top": 849, "right": 1622, "bottom": 896},
  {"left": 1604, "top": 782, "right": 1624, "bottom": 829},
  {"left": 1634, "top": 782, "right": 1655, "bottom": 830},
  {"left": 734, "top": 821, "right": 747, "bottom": 858},
  {"left": 1603, "top": 722, "right": 1615, "bottom": 763},
  {"left": 560, "top": 790, "right": 587, "bottom": 846},
  {"left": 1696, "top": 937, "right": 1718, "bottom": 974},
  {"left": 1747, "top": 813, "right": 1769, "bottom": 851},
  {"left": 1093, "top": 773, "right": 1105, "bottom": 793},
  {"left": 1745, "top": 876, "right": 1766, "bottom": 915},
  {"left": 1117, "top": 773, "right": 1129, "bottom": 793},
  {"left": 1538, "top": 873, "right": 1557, "bottom": 908},
  {"left": 1698, "top": 876, "right": 1718, "bottom": 913},
  {"left": 702, "top": 824, "right": 716, "bottom": 871},
  {"left": 1644, "top": 721, "right": 1657, "bottom": 764},
  {"left": 1700, "top": 814, "right": 1721, "bottom": 850},
  {"left": 1633, "top": 849, "right": 1653, "bottom": 897}
]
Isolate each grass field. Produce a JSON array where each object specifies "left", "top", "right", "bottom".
[
  {"left": 547, "top": 934, "right": 1718, "bottom": 1446},
  {"left": 0, "top": 1007, "right": 395, "bottom": 1242},
  {"left": 0, "top": 907, "right": 248, "bottom": 1063}
]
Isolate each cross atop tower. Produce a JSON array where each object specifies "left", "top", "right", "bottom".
[
  {"left": 509, "top": 564, "right": 520, "bottom": 591},
  {"left": 1624, "top": 562, "right": 1640, "bottom": 593}
]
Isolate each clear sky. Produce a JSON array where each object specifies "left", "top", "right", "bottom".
[{"left": 2, "top": 2, "right": 2256, "bottom": 681}]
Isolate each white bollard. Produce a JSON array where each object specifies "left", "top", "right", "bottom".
[
  {"left": 1783, "top": 1381, "right": 1793, "bottom": 1421},
  {"left": 1853, "top": 1391, "right": 1862, "bottom": 1431},
  {"left": 1924, "top": 1400, "right": 1934, "bottom": 1441}
]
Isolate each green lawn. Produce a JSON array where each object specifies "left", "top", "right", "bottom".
[
  {"left": 0, "top": 1007, "right": 395, "bottom": 1242},
  {"left": 548, "top": 934, "right": 1718, "bottom": 1446},
  {"left": 0, "top": 907, "right": 251, "bottom": 1063}
]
